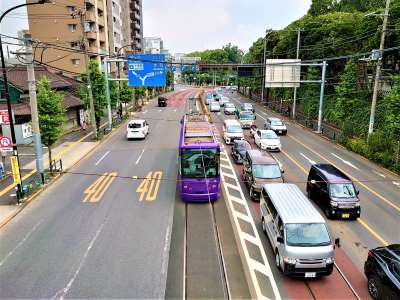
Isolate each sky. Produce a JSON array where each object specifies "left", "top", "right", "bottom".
[{"left": 1, "top": 0, "right": 311, "bottom": 55}]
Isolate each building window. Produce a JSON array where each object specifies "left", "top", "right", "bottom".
[
  {"left": 66, "top": 6, "right": 76, "bottom": 13},
  {"left": 68, "top": 24, "right": 77, "bottom": 32},
  {"left": 71, "top": 59, "right": 80, "bottom": 65},
  {"left": 70, "top": 41, "right": 79, "bottom": 48}
]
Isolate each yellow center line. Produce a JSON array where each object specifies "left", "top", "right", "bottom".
[
  {"left": 280, "top": 149, "right": 389, "bottom": 246},
  {"left": 287, "top": 134, "right": 400, "bottom": 213}
]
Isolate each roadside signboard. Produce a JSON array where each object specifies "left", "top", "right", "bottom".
[
  {"left": 11, "top": 155, "right": 21, "bottom": 184},
  {"left": 0, "top": 136, "right": 12, "bottom": 151},
  {"left": 0, "top": 110, "right": 10, "bottom": 125},
  {"left": 265, "top": 59, "right": 301, "bottom": 88},
  {"left": 127, "top": 54, "right": 166, "bottom": 87}
]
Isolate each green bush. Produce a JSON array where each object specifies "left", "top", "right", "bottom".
[
  {"left": 346, "top": 138, "right": 368, "bottom": 156},
  {"left": 367, "top": 131, "right": 388, "bottom": 154}
]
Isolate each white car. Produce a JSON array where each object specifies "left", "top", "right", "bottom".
[
  {"left": 224, "top": 102, "right": 236, "bottom": 115},
  {"left": 210, "top": 101, "right": 221, "bottom": 112},
  {"left": 264, "top": 117, "right": 287, "bottom": 135},
  {"left": 126, "top": 119, "right": 149, "bottom": 139},
  {"left": 219, "top": 96, "right": 230, "bottom": 107},
  {"left": 223, "top": 119, "right": 244, "bottom": 144},
  {"left": 254, "top": 129, "right": 281, "bottom": 151}
]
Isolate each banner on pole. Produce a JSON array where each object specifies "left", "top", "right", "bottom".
[{"left": 11, "top": 155, "right": 21, "bottom": 184}]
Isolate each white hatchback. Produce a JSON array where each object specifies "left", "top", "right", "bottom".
[
  {"left": 254, "top": 129, "right": 281, "bottom": 151},
  {"left": 126, "top": 119, "right": 149, "bottom": 139},
  {"left": 210, "top": 101, "right": 221, "bottom": 112}
]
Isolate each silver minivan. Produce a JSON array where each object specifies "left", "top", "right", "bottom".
[{"left": 260, "top": 183, "right": 334, "bottom": 277}]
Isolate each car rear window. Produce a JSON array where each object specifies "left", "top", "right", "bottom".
[{"left": 129, "top": 123, "right": 142, "bottom": 129}]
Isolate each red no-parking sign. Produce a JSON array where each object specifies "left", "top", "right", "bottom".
[{"left": 0, "top": 136, "right": 13, "bottom": 151}]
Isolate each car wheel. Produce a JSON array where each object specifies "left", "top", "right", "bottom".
[
  {"left": 261, "top": 217, "right": 266, "bottom": 233},
  {"left": 275, "top": 251, "right": 283, "bottom": 272},
  {"left": 368, "top": 275, "right": 381, "bottom": 300}
]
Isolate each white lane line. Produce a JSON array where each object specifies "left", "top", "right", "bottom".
[
  {"left": 135, "top": 149, "right": 145, "bottom": 165},
  {"left": 52, "top": 221, "right": 106, "bottom": 300},
  {"left": 0, "top": 220, "right": 43, "bottom": 267},
  {"left": 393, "top": 181, "right": 400, "bottom": 188},
  {"left": 331, "top": 153, "right": 360, "bottom": 170},
  {"left": 373, "top": 170, "right": 386, "bottom": 178},
  {"left": 142, "top": 110, "right": 147, "bottom": 114},
  {"left": 256, "top": 113, "right": 266, "bottom": 120},
  {"left": 158, "top": 109, "right": 162, "bottom": 112},
  {"left": 173, "top": 109, "right": 177, "bottom": 112},
  {"left": 95, "top": 151, "right": 110, "bottom": 166},
  {"left": 300, "top": 152, "right": 316, "bottom": 165}
]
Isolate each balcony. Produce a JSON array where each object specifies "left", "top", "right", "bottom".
[
  {"left": 134, "top": 22, "right": 140, "bottom": 31},
  {"left": 86, "top": 31, "right": 97, "bottom": 40},
  {"left": 130, "top": 1, "right": 140, "bottom": 12},
  {"left": 89, "top": 45, "right": 98, "bottom": 54},
  {"left": 99, "top": 31, "right": 106, "bottom": 42},
  {"left": 97, "top": 16, "right": 105, "bottom": 26},
  {"left": 85, "top": 0, "right": 95, "bottom": 7},
  {"left": 85, "top": 10, "right": 96, "bottom": 22}
]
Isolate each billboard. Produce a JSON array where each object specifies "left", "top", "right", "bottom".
[
  {"left": 265, "top": 59, "right": 301, "bottom": 88},
  {"left": 127, "top": 54, "right": 166, "bottom": 87}
]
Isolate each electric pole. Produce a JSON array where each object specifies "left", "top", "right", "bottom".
[
  {"left": 292, "top": 28, "right": 301, "bottom": 119},
  {"left": 368, "top": 0, "right": 391, "bottom": 136},
  {"left": 74, "top": 8, "right": 97, "bottom": 138},
  {"left": 23, "top": 33, "right": 44, "bottom": 183}
]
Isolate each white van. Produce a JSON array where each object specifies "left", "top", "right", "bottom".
[
  {"left": 126, "top": 119, "right": 149, "bottom": 139},
  {"left": 260, "top": 183, "right": 334, "bottom": 277},
  {"left": 223, "top": 119, "right": 244, "bottom": 144}
]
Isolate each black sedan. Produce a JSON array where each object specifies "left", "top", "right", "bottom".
[
  {"left": 364, "top": 244, "right": 400, "bottom": 300},
  {"left": 231, "top": 140, "right": 251, "bottom": 164},
  {"left": 158, "top": 96, "right": 167, "bottom": 107}
]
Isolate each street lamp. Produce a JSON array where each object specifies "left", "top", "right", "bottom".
[
  {"left": 116, "top": 43, "right": 135, "bottom": 117},
  {"left": 0, "top": 0, "right": 50, "bottom": 199},
  {"left": 261, "top": 29, "right": 272, "bottom": 103}
]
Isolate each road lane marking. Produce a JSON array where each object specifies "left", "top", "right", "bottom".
[
  {"left": 281, "top": 149, "right": 390, "bottom": 246},
  {"left": 158, "top": 109, "right": 162, "bottom": 112},
  {"left": 83, "top": 172, "right": 117, "bottom": 203},
  {"left": 0, "top": 219, "right": 43, "bottom": 267},
  {"left": 331, "top": 153, "right": 360, "bottom": 170},
  {"left": 256, "top": 113, "right": 266, "bottom": 120},
  {"left": 94, "top": 151, "right": 110, "bottom": 166},
  {"left": 373, "top": 170, "right": 386, "bottom": 178},
  {"left": 393, "top": 181, "right": 400, "bottom": 188},
  {"left": 288, "top": 134, "right": 400, "bottom": 213},
  {"left": 300, "top": 152, "right": 316, "bottom": 165},
  {"left": 135, "top": 149, "right": 145, "bottom": 165},
  {"left": 174, "top": 109, "right": 177, "bottom": 112},
  {"left": 52, "top": 220, "right": 106, "bottom": 299},
  {"left": 136, "top": 171, "right": 163, "bottom": 201}
]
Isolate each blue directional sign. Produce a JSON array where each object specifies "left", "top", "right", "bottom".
[
  {"left": 127, "top": 54, "right": 166, "bottom": 87},
  {"left": 170, "top": 65, "right": 176, "bottom": 72}
]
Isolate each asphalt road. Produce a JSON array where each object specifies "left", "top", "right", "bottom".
[
  {"left": 221, "top": 90, "right": 399, "bottom": 270},
  {"left": 0, "top": 88, "right": 186, "bottom": 298}
]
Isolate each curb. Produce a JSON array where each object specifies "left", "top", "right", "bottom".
[{"left": 0, "top": 93, "right": 165, "bottom": 230}]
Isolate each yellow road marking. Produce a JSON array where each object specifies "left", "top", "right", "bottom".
[
  {"left": 280, "top": 149, "right": 390, "bottom": 246},
  {"left": 83, "top": 172, "right": 117, "bottom": 203},
  {"left": 287, "top": 134, "right": 400, "bottom": 212},
  {"left": 136, "top": 171, "right": 163, "bottom": 201}
]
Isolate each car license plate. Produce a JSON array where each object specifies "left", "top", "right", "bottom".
[
  {"left": 342, "top": 213, "right": 350, "bottom": 218},
  {"left": 278, "top": 130, "right": 282, "bottom": 133},
  {"left": 305, "top": 272, "right": 316, "bottom": 278}
]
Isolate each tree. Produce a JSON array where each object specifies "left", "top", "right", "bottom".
[
  {"left": 119, "top": 81, "right": 134, "bottom": 115},
  {"left": 309, "top": 0, "right": 335, "bottom": 15},
  {"left": 385, "top": 75, "right": 400, "bottom": 141},
  {"left": 166, "top": 70, "right": 173, "bottom": 86},
  {"left": 37, "top": 77, "right": 65, "bottom": 172},
  {"left": 78, "top": 60, "right": 107, "bottom": 134}
]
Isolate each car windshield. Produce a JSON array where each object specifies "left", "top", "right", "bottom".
[
  {"left": 225, "top": 103, "right": 234, "bottom": 108},
  {"left": 128, "top": 123, "right": 142, "bottom": 129},
  {"left": 330, "top": 183, "right": 356, "bottom": 198},
  {"left": 236, "top": 142, "right": 251, "bottom": 152},
  {"left": 206, "top": 94, "right": 213, "bottom": 99},
  {"left": 181, "top": 148, "right": 219, "bottom": 178},
  {"left": 243, "top": 104, "right": 252, "bottom": 110},
  {"left": 271, "top": 120, "right": 283, "bottom": 126},
  {"left": 286, "top": 223, "right": 331, "bottom": 247},
  {"left": 239, "top": 112, "right": 254, "bottom": 120},
  {"left": 261, "top": 132, "right": 277, "bottom": 139},
  {"left": 227, "top": 125, "right": 242, "bottom": 133},
  {"left": 252, "top": 164, "right": 281, "bottom": 179}
]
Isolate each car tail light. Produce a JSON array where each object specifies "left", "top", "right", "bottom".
[{"left": 367, "top": 250, "right": 373, "bottom": 258}]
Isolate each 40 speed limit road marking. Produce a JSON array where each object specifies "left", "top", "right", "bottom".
[
  {"left": 83, "top": 172, "right": 118, "bottom": 203},
  {"left": 136, "top": 171, "right": 163, "bottom": 201}
]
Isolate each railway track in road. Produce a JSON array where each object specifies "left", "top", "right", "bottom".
[{"left": 183, "top": 202, "right": 231, "bottom": 300}]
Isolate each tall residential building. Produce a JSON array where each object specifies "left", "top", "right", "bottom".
[
  {"left": 144, "top": 37, "right": 163, "bottom": 54},
  {"left": 107, "top": 0, "right": 123, "bottom": 54},
  {"left": 129, "top": 0, "right": 143, "bottom": 53},
  {"left": 27, "top": 0, "right": 110, "bottom": 77}
]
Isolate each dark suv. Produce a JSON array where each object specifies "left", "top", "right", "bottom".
[
  {"left": 231, "top": 140, "right": 251, "bottom": 164},
  {"left": 364, "top": 244, "right": 400, "bottom": 300},
  {"left": 306, "top": 163, "right": 360, "bottom": 219},
  {"left": 242, "top": 149, "right": 284, "bottom": 200},
  {"left": 158, "top": 96, "right": 167, "bottom": 107}
]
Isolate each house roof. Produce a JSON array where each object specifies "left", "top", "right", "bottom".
[{"left": 0, "top": 65, "right": 78, "bottom": 92}]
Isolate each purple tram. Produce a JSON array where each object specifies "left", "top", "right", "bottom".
[{"left": 178, "top": 114, "right": 220, "bottom": 202}]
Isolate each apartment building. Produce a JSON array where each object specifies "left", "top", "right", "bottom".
[
  {"left": 27, "top": 0, "right": 110, "bottom": 77},
  {"left": 144, "top": 37, "right": 163, "bottom": 54},
  {"left": 129, "top": 0, "right": 143, "bottom": 53}
]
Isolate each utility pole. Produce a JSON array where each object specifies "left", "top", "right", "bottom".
[
  {"left": 292, "top": 28, "right": 301, "bottom": 119},
  {"left": 74, "top": 8, "right": 97, "bottom": 138},
  {"left": 23, "top": 33, "right": 44, "bottom": 183},
  {"left": 103, "top": 58, "right": 112, "bottom": 130},
  {"left": 368, "top": 0, "right": 391, "bottom": 136},
  {"left": 317, "top": 61, "right": 327, "bottom": 134}
]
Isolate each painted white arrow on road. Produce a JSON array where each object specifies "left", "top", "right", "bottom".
[
  {"left": 331, "top": 153, "right": 360, "bottom": 170},
  {"left": 373, "top": 170, "right": 386, "bottom": 178},
  {"left": 393, "top": 181, "right": 400, "bottom": 188},
  {"left": 300, "top": 153, "right": 316, "bottom": 165}
]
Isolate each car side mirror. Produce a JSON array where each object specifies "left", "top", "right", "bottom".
[
  {"left": 356, "top": 190, "right": 360, "bottom": 195},
  {"left": 334, "top": 238, "right": 341, "bottom": 248},
  {"left": 277, "top": 236, "right": 284, "bottom": 244},
  {"left": 254, "top": 115, "right": 257, "bottom": 120},
  {"left": 281, "top": 169, "right": 285, "bottom": 174}
]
